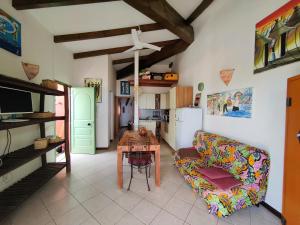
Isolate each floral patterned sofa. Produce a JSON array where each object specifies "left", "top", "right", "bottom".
[{"left": 175, "top": 131, "right": 270, "bottom": 217}]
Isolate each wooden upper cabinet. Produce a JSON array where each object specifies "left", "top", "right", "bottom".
[{"left": 169, "top": 86, "right": 193, "bottom": 109}]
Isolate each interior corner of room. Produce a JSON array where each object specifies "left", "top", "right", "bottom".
[{"left": 0, "top": 0, "right": 300, "bottom": 224}]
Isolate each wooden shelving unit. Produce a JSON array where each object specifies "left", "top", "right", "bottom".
[
  {"left": 0, "top": 74, "right": 70, "bottom": 222},
  {"left": 129, "top": 79, "right": 178, "bottom": 87},
  {"left": 0, "top": 163, "right": 66, "bottom": 219},
  {"left": 0, "top": 116, "right": 65, "bottom": 130}
]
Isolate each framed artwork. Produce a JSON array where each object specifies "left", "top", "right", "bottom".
[
  {"left": 0, "top": 9, "right": 21, "bottom": 56},
  {"left": 207, "top": 88, "right": 253, "bottom": 118},
  {"left": 84, "top": 78, "right": 102, "bottom": 103},
  {"left": 254, "top": 0, "right": 300, "bottom": 73},
  {"left": 120, "top": 81, "right": 130, "bottom": 95}
]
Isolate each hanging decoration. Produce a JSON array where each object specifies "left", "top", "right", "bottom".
[
  {"left": 194, "top": 82, "right": 205, "bottom": 107},
  {"left": 220, "top": 69, "right": 234, "bottom": 86},
  {"left": 22, "top": 62, "right": 39, "bottom": 80}
]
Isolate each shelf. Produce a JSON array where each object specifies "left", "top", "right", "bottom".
[
  {"left": 0, "top": 116, "right": 65, "bottom": 130},
  {"left": 129, "top": 79, "right": 178, "bottom": 87},
  {"left": 0, "top": 74, "right": 64, "bottom": 96},
  {"left": 0, "top": 162, "right": 66, "bottom": 222},
  {"left": 0, "top": 141, "right": 65, "bottom": 177}
]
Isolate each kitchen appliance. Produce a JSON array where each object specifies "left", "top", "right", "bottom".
[{"left": 175, "top": 108, "right": 203, "bottom": 150}]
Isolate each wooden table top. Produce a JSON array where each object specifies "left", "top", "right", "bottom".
[{"left": 118, "top": 130, "right": 160, "bottom": 147}]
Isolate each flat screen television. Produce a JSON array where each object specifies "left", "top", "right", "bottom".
[{"left": 0, "top": 86, "right": 33, "bottom": 115}]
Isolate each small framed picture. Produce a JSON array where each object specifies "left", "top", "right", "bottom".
[
  {"left": 120, "top": 81, "right": 130, "bottom": 95},
  {"left": 84, "top": 78, "right": 102, "bottom": 103}
]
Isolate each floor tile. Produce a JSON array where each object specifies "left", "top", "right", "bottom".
[
  {"left": 54, "top": 205, "right": 91, "bottom": 225},
  {"left": 93, "top": 201, "right": 127, "bottom": 225},
  {"left": 115, "top": 191, "right": 143, "bottom": 210},
  {"left": 71, "top": 186, "right": 100, "bottom": 202},
  {"left": 116, "top": 213, "right": 144, "bottom": 225},
  {"left": 131, "top": 199, "right": 161, "bottom": 224},
  {"left": 186, "top": 206, "right": 218, "bottom": 225},
  {"left": 46, "top": 194, "right": 79, "bottom": 218},
  {"left": 82, "top": 193, "right": 113, "bottom": 215},
  {"left": 164, "top": 196, "right": 193, "bottom": 221},
  {"left": 150, "top": 210, "right": 184, "bottom": 225}
]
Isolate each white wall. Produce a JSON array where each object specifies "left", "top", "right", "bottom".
[
  {"left": 73, "top": 55, "right": 115, "bottom": 148},
  {"left": 0, "top": 0, "right": 73, "bottom": 191},
  {"left": 174, "top": 0, "right": 300, "bottom": 212}
]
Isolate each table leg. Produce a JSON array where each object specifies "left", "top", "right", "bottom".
[
  {"left": 117, "top": 148, "right": 123, "bottom": 189},
  {"left": 155, "top": 149, "right": 160, "bottom": 186}
]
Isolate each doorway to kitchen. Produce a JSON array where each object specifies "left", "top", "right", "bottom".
[{"left": 115, "top": 96, "right": 134, "bottom": 139}]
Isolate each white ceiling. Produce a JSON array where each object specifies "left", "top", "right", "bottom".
[{"left": 26, "top": 0, "right": 203, "bottom": 71}]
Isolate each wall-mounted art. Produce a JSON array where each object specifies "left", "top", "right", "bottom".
[
  {"left": 120, "top": 81, "right": 130, "bottom": 95},
  {"left": 22, "top": 62, "right": 39, "bottom": 80},
  {"left": 0, "top": 9, "right": 21, "bottom": 56},
  {"left": 254, "top": 0, "right": 300, "bottom": 73},
  {"left": 207, "top": 88, "right": 253, "bottom": 118},
  {"left": 220, "top": 69, "right": 234, "bottom": 86},
  {"left": 84, "top": 78, "right": 102, "bottom": 103}
]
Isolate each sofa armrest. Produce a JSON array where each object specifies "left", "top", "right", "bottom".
[{"left": 175, "top": 147, "right": 200, "bottom": 160}]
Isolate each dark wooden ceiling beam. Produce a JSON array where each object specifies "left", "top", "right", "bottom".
[
  {"left": 123, "top": 0, "right": 194, "bottom": 44},
  {"left": 54, "top": 23, "right": 163, "bottom": 43},
  {"left": 73, "top": 39, "right": 179, "bottom": 59},
  {"left": 113, "top": 56, "right": 147, "bottom": 65},
  {"left": 186, "top": 0, "right": 214, "bottom": 24},
  {"left": 12, "top": 0, "right": 119, "bottom": 10},
  {"left": 117, "top": 39, "right": 189, "bottom": 79}
]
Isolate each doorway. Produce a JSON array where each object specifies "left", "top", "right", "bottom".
[
  {"left": 115, "top": 96, "right": 134, "bottom": 138},
  {"left": 283, "top": 74, "right": 300, "bottom": 224}
]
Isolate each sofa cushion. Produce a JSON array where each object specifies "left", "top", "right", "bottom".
[
  {"left": 197, "top": 167, "right": 233, "bottom": 179},
  {"left": 203, "top": 176, "right": 242, "bottom": 190}
]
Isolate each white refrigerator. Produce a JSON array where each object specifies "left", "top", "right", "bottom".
[{"left": 175, "top": 108, "right": 203, "bottom": 150}]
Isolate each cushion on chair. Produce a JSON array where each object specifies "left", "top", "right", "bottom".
[
  {"left": 128, "top": 152, "right": 152, "bottom": 166},
  {"left": 197, "top": 167, "right": 233, "bottom": 179}
]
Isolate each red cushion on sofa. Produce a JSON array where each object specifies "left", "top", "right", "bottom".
[
  {"left": 203, "top": 176, "right": 242, "bottom": 190},
  {"left": 197, "top": 167, "right": 232, "bottom": 179}
]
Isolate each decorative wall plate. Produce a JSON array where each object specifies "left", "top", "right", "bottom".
[
  {"left": 220, "top": 69, "right": 234, "bottom": 86},
  {"left": 22, "top": 62, "right": 39, "bottom": 80}
]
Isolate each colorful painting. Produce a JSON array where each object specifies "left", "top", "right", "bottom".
[
  {"left": 84, "top": 78, "right": 102, "bottom": 103},
  {"left": 0, "top": 9, "right": 21, "bottom": 56},
  {"left": 254, "top": 0, "right": 300, "bottom": 73},
  {"left": 207, "top": 88, "right": 253, "bottom": 118}
]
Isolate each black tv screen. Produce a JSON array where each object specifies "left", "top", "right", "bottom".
[{"left": 0, "top": 86, "right": 33, "bottom": 114}]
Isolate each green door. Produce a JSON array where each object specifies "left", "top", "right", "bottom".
[{"left": 71, "top": 88, "right": 96, "bottom": 154}]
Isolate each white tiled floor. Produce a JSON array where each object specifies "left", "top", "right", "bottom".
[{"left": 1, "top": 140, "right": 281, "bottom": 225}]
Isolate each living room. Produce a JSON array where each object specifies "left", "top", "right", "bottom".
[{"left": 0, "top": 0, "right": 299, "bottom": 225}]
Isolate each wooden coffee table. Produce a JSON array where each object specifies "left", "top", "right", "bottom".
[{"left": 117, "top": 130, "right": 160, "bottom": 189}]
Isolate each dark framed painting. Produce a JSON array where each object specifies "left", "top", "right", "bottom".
[
  {"left": 254, "top": 0, "right": 300, "bottom": 73},
  {"left": 0, "top": 9, "right": 21, "bottom": 56},
  {"left": 120, "top": 81, "right": 130, "bottom": 95}
]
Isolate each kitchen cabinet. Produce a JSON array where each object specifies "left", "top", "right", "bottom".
[
  {"left": 139, "top": 120, "right": 156, "bottom": 135},
  {"left": 169, "top": 86, "right": 193, "bottom": 109},
  {"left": 160, "top": 93, "right": 167, "bottom": 109},
  {"left": 138, "top": 93, "right": 155, "bottom": 109}
]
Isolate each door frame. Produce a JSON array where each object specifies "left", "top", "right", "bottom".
[
  {"left": 282, "top": 74, "right": 300, "bottom": 218},
  {"left": 114, "top": 96, "right": 132, "bottom": 138}
]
